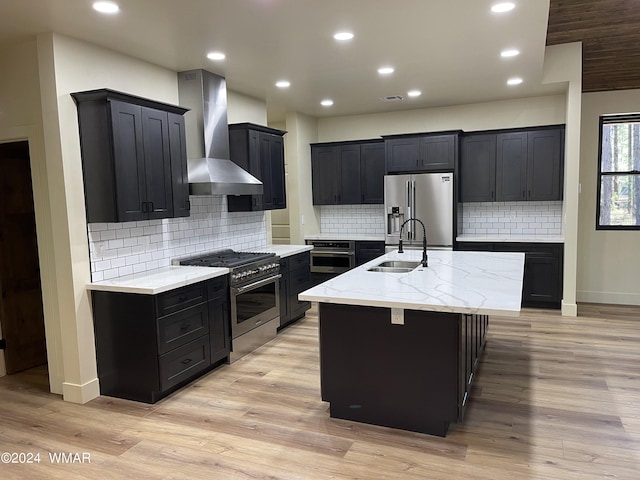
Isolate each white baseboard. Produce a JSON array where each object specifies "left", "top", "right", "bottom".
[
  {"left": 62, "top": 377, "right": 100, "bottom": 404},
  {"left": 577, "top": 290, "right": 640, "bottom": 306},
  {"left": 561, "top": 300, "right": 578, "bottom": 317}
]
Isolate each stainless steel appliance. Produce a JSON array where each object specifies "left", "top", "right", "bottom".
[
  {"left": 384, "top": 173, "right": 454, "bottom": 250},
  {"left": 178, "top": 249, "right": 280, "bottom": 362},
  {"left": 305, "top": 240, "right": 355, "bottom": 286},
  {"left": 307, "top": 240, "right": 355, "bottom": 274}
]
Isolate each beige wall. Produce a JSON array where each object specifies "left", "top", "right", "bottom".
[
  {"left": 317, "top": 95, "right": 566, "bottom": 142},
  {"left": 578, "top": 89, "right": 640, "bottom": 305},
  {"left": 227, "top": 91, "right": 267, "bottom": 125},
  {"left": 284, "top": 112, "right": 319, "bottom": 243}
]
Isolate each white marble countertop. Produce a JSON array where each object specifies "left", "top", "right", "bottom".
[
  {"left": 299, "top": 249, "right": 524, "bottom": 316},
  {"left": 87, "top": 266, "right": 229, "bottom": 295},
  {"left": 456, "top": 234, "right": 564, "bottom": 243},
  {"left": 267, "top": 244, "right": 313, "bottom": 258},
  {"left": 87, "top": 245, "right": 312, "bottom": 295},
  {"left": 304, "top": 233, "right": 385, "bottom": 242}
]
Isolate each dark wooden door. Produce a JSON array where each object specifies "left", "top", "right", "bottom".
[
  {"left": 360, "top": 143, "right": 385, "bottom": 204},
  {"left": 460, "top": 134, "right": 496, "bottom": 202},
  {"left": 262, "top": 132, "right": 286, "bottom": 210},
  {"left": 168, "top": 112, "right": 190, "bottom": 218},
  {"left": 420, "top": 135, "right": 455, "bottom": 170},
  {"left": 496, "top": 132, "right": 527, "bottom": 201},
  {"left": 0, "top": 141, "right": 46, "bottom": 374},
  {"left": 141, "top": 107, "right": 173, "bottom": 219},
  {"left": 527, "top": 129, "right": 563, "bottom": 201},
  {"left": 110, "top": 100, "right": 147, "bottom": 221},
  {"left": 385, "top": 137, "right": 420, "bottom": 173},
  {"left": 338, "top": 145, "right": 361, "bottom": 204},
  {"left": 312, "top": 145, "right": 338, "bottom": 205}
]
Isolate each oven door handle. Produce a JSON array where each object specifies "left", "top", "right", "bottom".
[
  {"left": 232, "top": 274, "right": 282, "bottom": 294},
  {"left": 312, "top": 251, "right": 354, "bottom": 256}
]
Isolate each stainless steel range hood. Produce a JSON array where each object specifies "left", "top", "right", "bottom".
[{"left": 177, "top": 69, "right": 262, "bottom": 196}]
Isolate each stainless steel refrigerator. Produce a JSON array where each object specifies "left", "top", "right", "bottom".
[{"left": 384, "top": 173, "right": 454, "bottom": 250}]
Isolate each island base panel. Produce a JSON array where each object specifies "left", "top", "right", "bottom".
[{"left": 319, "top": 303, "right": 461, "bottom": 437}]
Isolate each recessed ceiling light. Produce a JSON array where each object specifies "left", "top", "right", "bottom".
[
  {"left": 275, "top": 80, "right": 290, "bottom": 88},
  {"left": 378, "top": 66, "right": 394, "bottom": 75},
  {"left": 501, "top": 49, "right": 520, "bottom": 58},
  {"left": 321, "top": 99, "right": 334, "bottom": 107},
  {"left": 93, "top": 1, "right": 119, "bottom": 14},
  {"left": 206, "top": 51, "right": 226, "bottom": 61},
  {"left": 334, "top": 32, "right": 354, "bottom": 41},
  {"left": 407, "top": 90, "right": 422, "bottom": 97},
  {"left": 507, "top": 77, "right": 523, "bottom": 85},
  {"left": 491, "top": 2, "right": 515, "bottom": 13}
]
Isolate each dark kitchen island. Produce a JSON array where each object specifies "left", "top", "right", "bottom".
[{"left": 299, "top": 249, "right": 525, "bottom": 436}]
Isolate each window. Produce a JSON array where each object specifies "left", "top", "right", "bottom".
[{"left": 597, "top": 115, "right": 640, "bottom": 229}]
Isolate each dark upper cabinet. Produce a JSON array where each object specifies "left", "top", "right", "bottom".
[
  {"left": 360, "top": 142, "right": 385, "bottom": 204},
  {"left": 461, "top": 126, "right": 564, "bottom": 203},
  {"left": 227, "top": 123, "right": 287, "bottom": 212},
  {"left": 385, "top": 137, "right": 420, "bottom": 172},
  {"left": 71, "top": 89, "right": 190, "bottom": 223},
  {"left": 338, "top": 145, "right": 362, "bottom": 204},
  {"left": 311, "top": 145, "right": 339, "bottom": 205},
  {"left": 420, "top": 135, "right": 456, "bottom": 170},
  {"left": 527, "top": 129, "right": 563, "bottom": 201},
  {"left": 496, "top": 132, "right": 527, "bottom": 202},
  {"left": 311, "top": 140, "right": 385, "bottom": 205},
  {"left": 460, "top": 134, "right": 496, "bottom": 202},
  {"left": 384, "top": 133, "right": 459, "bottom": 173}
]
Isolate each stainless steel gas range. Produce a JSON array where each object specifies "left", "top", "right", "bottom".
[{"left": 176, "top": 249, "right": 280, "bottom": 362}]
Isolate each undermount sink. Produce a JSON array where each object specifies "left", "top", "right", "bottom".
[{"left": 367, "top": 260, "right": 422, "bottom": 273}]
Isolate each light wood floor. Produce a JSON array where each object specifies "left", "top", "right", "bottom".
[{"left": 1, "top": 303, "right": 639, "bottom": 479}]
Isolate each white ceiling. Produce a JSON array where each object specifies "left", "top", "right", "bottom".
[{"left": 0, "top": 0, "right": 565, "bottom": 121}]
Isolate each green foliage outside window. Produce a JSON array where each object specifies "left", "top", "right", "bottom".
[{"left": 598, "top": 116, "right": 640, "bottom": 228}]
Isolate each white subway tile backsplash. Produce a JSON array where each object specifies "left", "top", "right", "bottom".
[
  {"left": 320, "top": 205, "right": 385, "bottom": 235},
  {"left": 88, "top": 195, "right": 267, "bottom": 281},
  {"left": 461, "top": 201, "right": 562, "bottom": 236}
]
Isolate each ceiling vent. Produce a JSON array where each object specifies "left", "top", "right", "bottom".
[{"left": 381, "top": 95, "right": 404, "bottom": 102}]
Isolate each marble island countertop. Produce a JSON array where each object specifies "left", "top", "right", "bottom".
[
  {"left": 299, "top": 249, "right": 525, "bottom": 316},
  {"left": 87, "top": 244, "right": 312, "bottom": 294}
]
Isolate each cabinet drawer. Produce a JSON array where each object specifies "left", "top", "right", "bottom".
[
  {"left": 159, "top": 336, "right": 210, "bottom": 391},
  {"left": 207, "top": 276, "right": 229, "bottom": 301},
  {"left": 157, "top": 303, "right": 210, "bottom": 355},
  {"left": 289, "top": 251, "right": 310, "bottom": 271},
  {"left": 156, "top": 282, "right": 207, "bottom": 316}
]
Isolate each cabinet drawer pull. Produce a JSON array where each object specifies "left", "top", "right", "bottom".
[
  {"left": 180, "top": 323, "right": 191, "bottom": 331},
  {"left": 178, "top": 296, "right": 187, "bottom": 303},
  {"left": 181, "top": 358, "right": 193, "bottom": 365}
]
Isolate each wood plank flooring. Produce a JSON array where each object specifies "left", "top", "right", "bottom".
[{"left": 1, "top": 303, "right": 639, "bottom": 479}]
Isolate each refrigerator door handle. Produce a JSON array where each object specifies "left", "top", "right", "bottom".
[
  {"left": 411, "top": 180, "right": 417, "bottom": 240},
  {"left": 406, "top": 180, "right": 412, "bottom": 239}
]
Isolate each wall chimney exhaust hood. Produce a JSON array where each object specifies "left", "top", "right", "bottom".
[{"left": 177, "top": 69, "right": 263, "bottom": 196}]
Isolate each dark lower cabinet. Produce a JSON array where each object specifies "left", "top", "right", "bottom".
[
  {"left": 355, "top": 241, "right": 385, "bottom": 266},
  {"left": 279, "top": 251, "right": 312, "bottom": 329},
  {"left": 319, "top": 303, "right": 487, "bottom": 436},
  {"left": 456, "top": 242, "right": 563, "bottom": 308},
  {"left": 92, "top": 276, "right": 230, "bottom": 403}
]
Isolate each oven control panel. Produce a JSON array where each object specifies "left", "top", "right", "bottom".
[{"left": 230, "top": 261, "right": 280, "bottom": 286}]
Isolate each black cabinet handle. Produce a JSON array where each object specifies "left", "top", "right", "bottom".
[
  {"left": 181, "top": 358, "right": 193, "bottom": 365},
  {"left": 141, "top": 202, "right": 148, "bottom": 213},
  {"left": 149, "top": 201, "right": 154, "bottom": 212},
  {"left": 186, "top": 200, "right": 191, "bottom": 211},
  {"left": 179, "top": 323, "right": 191, "bottom": 331},
  {"left": 178, "top": 296, "right": 187, "bottom": 303}
]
